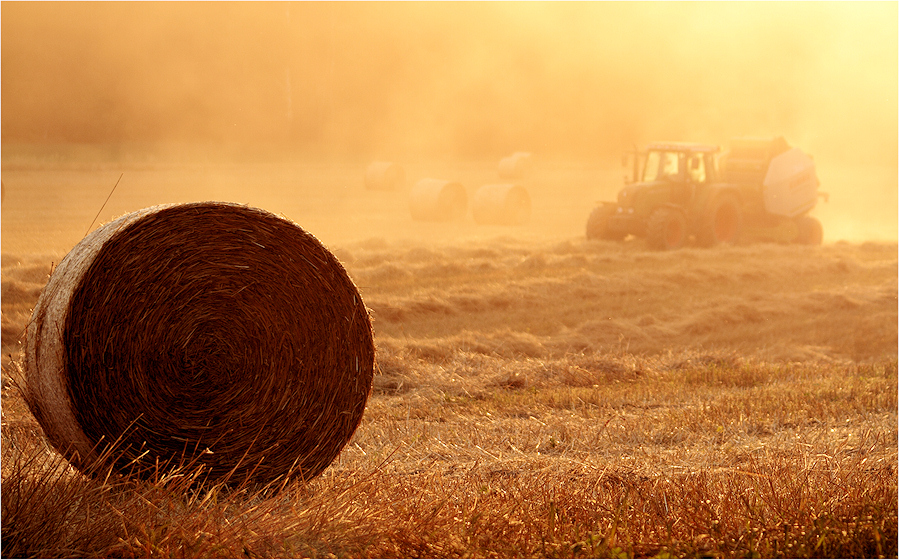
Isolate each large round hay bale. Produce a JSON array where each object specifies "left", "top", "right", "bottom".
[
  {"left": 24, "top": 202, "right": 374, "bottom": 486},
  {"left": 498, "top": 152, "right": 534, "bottom": 179},
  {"left": 472, "top": 184, "right": 532, "bottom": 226},
  {"left": 365, "top": 161, "right": 405, "bottom": 190},
  {"left": 409, "top": 178, "right": 467, "bottom": 222}
]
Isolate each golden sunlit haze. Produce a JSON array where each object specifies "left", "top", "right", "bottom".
[
  {"left": 2, "top": 2, "right": 896, "bottom": 164},
  {"left": 1, "top": 2, "right": 897, "bottom": 244}
]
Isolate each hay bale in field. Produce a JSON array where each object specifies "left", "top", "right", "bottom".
[
  {"left": 409, "top": 178, "right": 467, "bottom": 222},
  {"left": 365, "top": 161, "right": 405, "bottom": 190},
  {"left": 498, "top": 152, "right": 534, "bottom": 179},
  {"left": 472, "top": 184, "right": 532, "bottom": 226},
  {"left": 24, "top": 202, "right": 374, "bottom": 486}
]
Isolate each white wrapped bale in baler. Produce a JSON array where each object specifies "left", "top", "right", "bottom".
[
  {"left": 722, "top": 137, "right": 824, "bottom": 244},
  {"left": 762, "top": 148, "right": 819, "bottom": 218}
]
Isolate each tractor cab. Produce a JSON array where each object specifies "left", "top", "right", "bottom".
[
  {"left": 639, "top": 143, "right": 719, "bottom": 185},
  {"left": 615, "top": 143, "right": 720, "bottom": 216}
]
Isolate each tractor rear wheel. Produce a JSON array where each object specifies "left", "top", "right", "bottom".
[
  {"left": 646, "top": 207, "right": 687, "bottom": 250},
  {"left": 586, "top": 206, "right": 625, "bottom": 241},
  {"left": 697, "top": 194, "right": 743, "bottom": 247}
]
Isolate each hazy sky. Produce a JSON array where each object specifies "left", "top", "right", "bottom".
[{"left": 2, "top": 2, "right": 897, "bottom": 165}]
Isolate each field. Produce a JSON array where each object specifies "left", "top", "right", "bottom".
[{"left": 1, "top": 155, "right": 897, "bottom": 558}]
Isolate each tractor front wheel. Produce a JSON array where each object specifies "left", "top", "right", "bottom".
[
  {"left": 586, "top": 206, "right": 625, "bottom": 241},
  {"left": 646, "top": 207, "right": 687, "bottom": 250}
]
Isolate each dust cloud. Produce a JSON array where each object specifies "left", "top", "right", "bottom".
[{"left": 1, "top": 2, "right": 897, "bottom": 241}]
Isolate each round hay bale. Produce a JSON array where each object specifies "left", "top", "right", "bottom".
[
  {"left": 498, "top": 152, "right": 534, "bottom": 179},
  {"left": 409, "top": 178, "right": 467, "bottom": 222},
  {"left": 472, "top": 184, "right": 532, "bottom": 226},
  {"left": 365, "top": 161, "right": 405, "bottom": 190},
  {"left": 24, "top": 202, "right": 374, "bottom": 486}
]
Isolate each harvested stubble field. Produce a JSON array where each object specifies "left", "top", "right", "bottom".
[{"left": 1, "top": 158, "right": 897, "bottom": 558}]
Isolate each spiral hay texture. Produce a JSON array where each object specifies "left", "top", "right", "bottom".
[
  {"left": 365, "top": 161, "right": 405, "bottom": 190},
  {"left": 25, "top": 202, "right": 374, "bottom": 486},
  {"left": 472, "top": 184, "right": 532, "bottom": 226},
  {"left": 409, "top": 178, "right": 467, "bottom": 222}
]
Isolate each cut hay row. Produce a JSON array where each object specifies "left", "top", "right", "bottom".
[
  {"left": 24, "top": 202, "right": 374, "bottom": 486},
  {"left": 343, "top": 238, "right": 897, "bottom": 363}
]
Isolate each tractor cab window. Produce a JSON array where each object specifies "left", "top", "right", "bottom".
[
  {"left": 688, "top": 153, "right": 707, "bottom": 183},
  {"left": 661, "top": 152, "right": 683, "bottom": 180},
  {"left": 642, "top": 151, "right": 685, "bottom": 182},
  {"left": 642, "top": 151, "right": 660, "bottom": 182}
]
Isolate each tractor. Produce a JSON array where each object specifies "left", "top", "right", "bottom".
[{"left": 586, "top": 138, "right": 824, "bottom": 250}]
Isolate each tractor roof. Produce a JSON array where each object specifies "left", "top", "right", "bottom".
[{"left": 645, "top": 142, "right": 720, "bottom": 153}]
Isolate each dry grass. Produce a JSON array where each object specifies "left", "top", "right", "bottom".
[
  {"left": 2, "top": 235, "right": 899, "bottom": 557},
  {"left": 2, "top": 199, "right": 896, "bottom": 557},
  {"left": 3, "top": 354, "right": 895, "bottom": 558}
]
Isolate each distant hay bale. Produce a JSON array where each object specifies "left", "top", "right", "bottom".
[
  {"left": 472, "top": 184, "right": 532, "bottom": 226},
  {"left": 365, "top": 161, "right": 405, "bottom": 190},
  {"left": 409, "top": 178, "right": 467, "bottom": 222},
  {"left": 497, "top": 152, "right": 534, "bottom": 179},
  {"left": 24, "top": 202, "right": 374, "bottom": 486}
]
